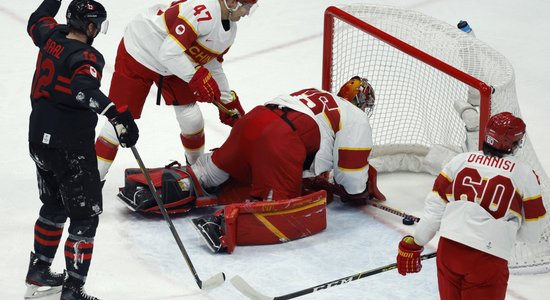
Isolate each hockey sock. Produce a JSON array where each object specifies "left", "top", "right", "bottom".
[
  {"left": 64, "top": 217, "right": 97, "bottom": 282},
  {"left": 34, "top": 217, "right": 65, "bottom": 264},
  {"left": 180, "top": 131, "right": 205, "bottom": 165},
  {"left": 64, "top": 236, "right": 94, "bottom": 282},
  {"left": 95, "top": 136, "right": 119, "bottom": 181}
]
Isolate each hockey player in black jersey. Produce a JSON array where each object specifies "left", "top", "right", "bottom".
[{"left": 24, "top": 1, "right": 139, "bottom": 299}]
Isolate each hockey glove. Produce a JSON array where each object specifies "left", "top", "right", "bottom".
[
  {"left": 105, "top": 105, "right": 139, "bottom": 148},
  {"left": 188, "top": 66, "right": 221, "bottom": 103},
  {"left": 397, "top": 235, "right": 424, "bottom": 276},
  {"left": 217, "top": 91, "right": 245, "bottom": 127}
]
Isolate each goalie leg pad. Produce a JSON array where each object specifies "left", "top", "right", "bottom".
[{"left": 221, "top": 190, "right": 327, "bottom": 253}]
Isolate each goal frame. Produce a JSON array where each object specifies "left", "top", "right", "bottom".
[{"left": 322, "top": 6, "right": 492, "bottom": 150}]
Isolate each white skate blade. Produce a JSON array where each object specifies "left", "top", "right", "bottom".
[{"left": 24, "top": 284, "right": 62, "bottom": 299}]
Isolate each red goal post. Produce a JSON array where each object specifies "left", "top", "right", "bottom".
[{"left": 322, "top": 4, "right": 550, "bottom": 274}]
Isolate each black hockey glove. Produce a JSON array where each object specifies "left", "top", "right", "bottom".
[{"left": 105, "top": 105, "right": 139, "bottom": 148}]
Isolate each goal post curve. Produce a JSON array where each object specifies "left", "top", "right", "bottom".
[{"left": 322, "top": 4, "right": 550, "bottom": 274}]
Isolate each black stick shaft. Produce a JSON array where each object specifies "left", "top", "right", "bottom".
[
  {"left": 274, "top": 252, "right": 436, "bottom": 300},
  {"left": 131, "top": 146, "right": 204, "bottom": 288}
]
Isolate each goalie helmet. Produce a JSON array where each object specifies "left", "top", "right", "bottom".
[
  {"left": 66, "top": 0, "right": 108, "bottom": 38},
  {"left": 337, "top": 76, "right": 376, "bottom": 117},
  {"left": 484, "top": 112, "right": 526, "bottom": 153}
]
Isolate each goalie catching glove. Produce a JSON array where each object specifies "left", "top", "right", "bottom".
[
  {"left": 216, "top": 91, "right": 245, "bottom": 126},
  {"left": 104, "top": 104, "right": 139, "bottom": 148},
  {"left": 188, "top": 66, "right": 221, "bottom": 103},
  {"left": 397, "top": 235, "right": 424, "bottom": 275}
]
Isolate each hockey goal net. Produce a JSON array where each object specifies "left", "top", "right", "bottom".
[{"left": 323, "top": 4, "right": 550, "bottom": 274}]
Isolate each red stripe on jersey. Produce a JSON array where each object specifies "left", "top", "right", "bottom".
[
  {"left": 35, "top": 235, "right": 61, "bottom": 246},
  {"left": 73, "top": 64, "right": 102, "bottom": 81},
  {"left": 29, "top": 17, "right": 57, "bottom": 42},
  {"left": 337, "top": 148, "right": 371, "bottom": 170},
  {"left": 54, "top": 85, "right": 71, "bottom": 95},
  {"left": 57, "top": 75, "right": 71, "bottom": 84},
  {"left": 35, "top": 224, "right": 63, "bottom": 236},
  {"left": 164, "top": 4, "right": 197, "bottom": 50},
  {"left": 432, "top": 173, "right": 452, "bottom": 202},
  {"left": 64, "top": 251, "right": 93, "bottom": 260},
  {"left": 523, "top": 196, "right": 547, "bottom": 221}
]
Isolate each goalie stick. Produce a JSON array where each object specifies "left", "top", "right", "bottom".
[
  {"left": 367, "top": 201, "right": 420, "bottom": 223},
  {"left": 325, "top": 182, "right": 421, "bottom": 223},
  {"left": 130, "top": 146, "right": 225, "bottom": 289},
  {"left": 231, "top": 252, "right": 436, "bottom": 300}
]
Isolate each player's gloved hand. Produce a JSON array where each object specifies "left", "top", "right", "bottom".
[
  {"left": 188, "top": 66, "right": 221, "bottom": 103},
  {"left": 105, "top": 105, "right": 139, "bottom": 148},
  {"left": 217, "top": 91, "right": 245, "bottom": 126},
  {"left": 302, "top": 172, "right": 334, "bottom": 203},
  {"left": 397, "top": 235, "right": 424, "bottom": 276}
]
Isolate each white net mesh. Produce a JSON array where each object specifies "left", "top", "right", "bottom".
[{"left": 325, "top": 4, "right": 550, "bottom": 273}]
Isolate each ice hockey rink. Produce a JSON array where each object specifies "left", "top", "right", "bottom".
[{"left": 1, "top": 0, "right": 549, "bottom": 299}]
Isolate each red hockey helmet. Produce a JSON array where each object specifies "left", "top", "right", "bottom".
[
  {"left": 337, "top": 76, "right": 376, "bottom": 116},
  {"left": 484, "top": 112, "right": 526, "bottom": 152}
]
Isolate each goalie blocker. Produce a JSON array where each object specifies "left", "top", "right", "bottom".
[{"left": 192, "top": 190, "right": 328, "bottom": 254}]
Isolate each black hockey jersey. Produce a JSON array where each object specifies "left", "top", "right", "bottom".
[{"left": 27, "top": 0, "right": 112, "bottom": 150}]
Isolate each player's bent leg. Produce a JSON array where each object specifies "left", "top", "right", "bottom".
[
  {"left": 174, "top": 104, "right": 205, "bottom": 164},
  {"left": 192, "top": 152, "right": 230, "bottom": 188},
  {"left": 96, "top": 121, "right": 120, "bottom": 181}
]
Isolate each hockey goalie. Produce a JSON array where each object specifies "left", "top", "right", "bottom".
[{"left": 117, "top": 76, "right": 385, "bottom": 253}]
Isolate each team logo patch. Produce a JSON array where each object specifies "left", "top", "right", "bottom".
[
  {"left": 76, "top": 92, "right": 85, "bottom": 103},
  {"left": 176, "top": 24, "right": 186, "bottom": 35},
  {"left": 90, "top": 66, "right": 97, "bottom": 78}
]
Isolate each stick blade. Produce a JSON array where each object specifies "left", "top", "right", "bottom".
[
  {"left": 200, "top": 272, "right": 226, "bottom": 290},
  {"left": 230, "top": 275, "right": 274, "bottom": 300}
]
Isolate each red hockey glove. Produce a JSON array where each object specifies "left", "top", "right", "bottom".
[
  {"left": 216, "top": 91, "right": 245, "bottom": 127},
  {"left": 188, "top": 66, "right": 221, "bottom": 103},
  {"left": 397, "top": 235, "right": 424, "bottom": 276},
  {"left": 302, "top": 172, "right": 334, "bottom": 203},
  {"left": 105, "top": 105, "right": 139, "bottom": 148}
]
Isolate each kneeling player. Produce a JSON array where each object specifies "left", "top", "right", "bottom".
[{"left": 188, "top": 76, "right": 385, "bottom": 253}]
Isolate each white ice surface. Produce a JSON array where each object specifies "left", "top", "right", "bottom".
[{"left": 1, "top": 0, "right": 549, "bottom": 299}]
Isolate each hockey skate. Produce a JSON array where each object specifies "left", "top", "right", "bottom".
[
  {"left": 192, "top": 215, "right": 223, "bottom": 253},
  {"left": 61, "top": 277, "right": 100, "bottom": 300},
  {"left": 24, "top": 252, "right": 64, "bottom": 299}
]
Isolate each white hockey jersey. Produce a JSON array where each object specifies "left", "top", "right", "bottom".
[
  {"left": 122, "top": 0, "right": 236, "bottom": 102},
  {"left": 266, "top": 88, "right": 374, "bottom": 195},
  {"left": 414, "top": 151, "right": 547, "bottom": 260}
]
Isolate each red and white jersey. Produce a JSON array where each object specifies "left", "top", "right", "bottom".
[
  {"left": 414, "top": 151, "right": 547, "bottom": 260},
  {"left": 123, "top": 0, "right": 236, "bottom": 102},
  {"left": 266, "top": 88, "right": 373, "bottom": 195}
]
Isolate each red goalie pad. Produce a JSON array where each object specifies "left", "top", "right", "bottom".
[{"left": 220, "top": 190, "right": 328, "bottom": 253}]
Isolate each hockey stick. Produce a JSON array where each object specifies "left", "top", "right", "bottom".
[
  {"left": 325, "top": 182, "right": 420, "bottom": 223},
  {"left": 231, "top": 252, "right": 436, "bottom": 300},
  {"left": 130, "top": 146, "right": 225, "bottom": 289},
  {"left": 366, "top": 200, "right": 421, "bottom": 223}
]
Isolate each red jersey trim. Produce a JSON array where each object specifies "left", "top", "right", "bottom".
[
  {"left": 337, "top": 147, "right": 371, "bottom": 171},
  {"left": 164, "top": 4, "right": 198, "bottom": 51},
  {"left": 523, "top": 195, "right": 547, "bottom": 221}
]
